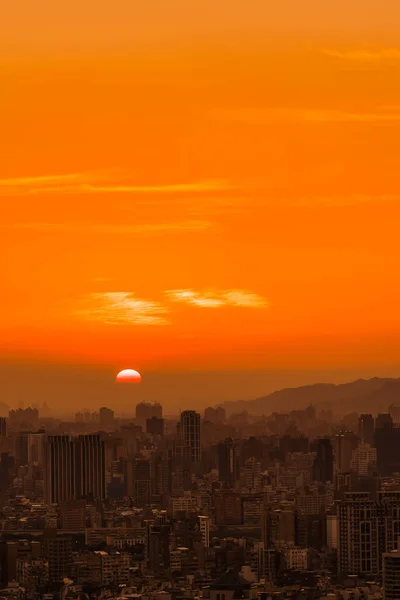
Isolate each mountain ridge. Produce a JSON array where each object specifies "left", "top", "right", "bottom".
[{"left": 221, "top": 377, "right": 400, "bottom": 416}]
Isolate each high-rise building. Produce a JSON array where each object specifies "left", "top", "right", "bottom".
[
  {"left": 376, "top": 413, "right": 393, "bottom": 430},
  {"left": 334, "top": 431, "right": 359, "bottom": 473},
  {"left": 245, "top": 457, "right": 262, "bottom": 492},
  {"left": 180, "top": 410, "right": 201, "bottom": 463},
  {"left": 383, "top": 551, "right": 400, "bottom": 600},
  {"left": 350, "top": 443, "right": 377, "bottom": 476},
  {"left": 338, "top": 492, "right": 378, "bottom": 575},
  {"left": 218, "top": 438, "right": 236, "bottom": 487},
  {"left": 45, "top": 435, "right": 105, "bottom": 504},
  {"left": 0, "top": 418, "right": 7, "bottom": 438},
  {"left": 389, "top": 404, "right": 400, "bottom": 425},
  {"left": 99, "top": 407, "right": 114, "bottom": 428},
  {"left": 358, "top": 414, "right": 375, "bottom": 446},
  {"left": 375, "top": 424, "right": 400, "bottom": 476},
  {"left": 133, "top": 458, "right": 152, "bottom": 508},
  {"left": 76, "top": 435, "right": 106, "bottom": 500},
  {"left": 45, "top": 436, "right": 76, "bottom": 504},
  {"left": 312, "top": 438, "right": 334, "bottom": 483},
  {"left": 198, "top": 515, "right": 210, "bottom": 548},
  {"left": 338, "top": 491, "right": 400, "bottom": 576},
  {"left": 146, "top": 417, "right": 164, "bottom": 436}
]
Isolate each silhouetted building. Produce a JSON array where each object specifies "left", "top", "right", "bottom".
[
  {"left": 146, "top": 416, "right": 164, "bottom": 436},
  {"left": 45, "top": 436, "right": 76, "bottom": 504},
  {"left": 312, "top": 438, "right": 334, "bottom": 483},
  {"left": 76, "top": 434, "right": 106, "bottom": 500},
  {"left": 359, "top": 414, "right": 375, "bottom": 446},
  {"left": 376, "top": 413, "right": 393, "bottom": 430},
  {"left": 180, "top": 410, "right": 201, "bottom": 463},
  {"left": 45, "top": 435, "right": 105, "bottom": 503},
  {"left": 0, "top": 418, "right": 7, "bottom": 438},
  {"left": 133, "top": 458, "right": 152, "bottom": 507},
  {"left": 334, "top": 431, "right": 359, "bottom": 473},
  {"left": 99, "top": 407, "right": 114, "bottom": 428},
  {"left": 375, "top": 424, "right": 400, "bottom": 476},
  {"left": 218, "top": 438, "right": 236, "bottom": 487},
  {"left": 389, "top": 404, "right": 400, "bottom": 425}
]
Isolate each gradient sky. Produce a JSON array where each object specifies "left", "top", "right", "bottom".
[{"left": 1, "top": 1, "right": 400, "bottom": 412}]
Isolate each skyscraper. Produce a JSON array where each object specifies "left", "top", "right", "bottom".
[
  {"left": 45, "top": 435, "right": 105, "bottom": 504},
  {"left": 76, "top": 435, "right": 106, "bottom": 500},
  {"left": 45, "top": 436, "right": 76, "bottom": 504},
  {"left": 180, "top": 410, "right": 201, "bottom": 463},
  {"left": 389, "top": 404, "right": 400, "bottom": 425},
  {"left": 218, "top": 438, "right": 236, "bottom": 488},
  {"left": 0, "top": 418, "right": 7, "bottom": 438},
  {"left": 358, "top": 414, "right": 374, "bottom": 446},
  {"left": 312, "top": 438, "right": 334, "bottom": 483},
  {"left": 338, "top": 491, "right": 400, "bottom": 576}
]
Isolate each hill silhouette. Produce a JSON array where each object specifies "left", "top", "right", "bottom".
[{"left": 222, "top": 377, "right": 400, "bottom": 416}]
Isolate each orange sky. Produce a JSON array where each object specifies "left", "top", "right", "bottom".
[{"left": 1, "top": 1, "right": 400, "bottom": 408}]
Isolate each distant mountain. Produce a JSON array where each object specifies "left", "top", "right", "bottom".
[{"left": 222, "top": 377, "right": 400, "bottom": 416}]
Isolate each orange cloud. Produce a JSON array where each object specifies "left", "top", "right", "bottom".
[
  {"left": 165, "top": 289, "right": 269, "bottom": 308},
  {"left": 75, "top": 292, "right": 169, "bottom": 326}
]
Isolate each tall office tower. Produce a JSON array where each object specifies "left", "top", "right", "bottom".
[
  {"left": 334, "top": 431, "right": 359, "bottom": 473},
  {"left": 218, "top": 438, "right": 236, "bottom": 487},
  {"left": 99, "top": 407, "right": 114, "bottom": 428},
  {"left": 180, "top": 410, "right": 201, "bottom": 463},
  {"left": 76, "top": 435, "right": 106, "bottom": 500},
  {"left": 376, "top": 413, "right": 393, "bottom": 429},
  {"left": 375, "top": 424, "right": 400, "bottom": 476},
  {"left": 146, "top": 416, "right": 164, "bottom": 436},
  {"left": 245, "top": 457, "right": 262, "bottom": 492},
  {"left": 383, "top": 551, "right": 400, "bottom": 600},
  {"left": 338, "top": 492, "right": 378, "bottom": 576},
  {"left": 45, "top": 436, "right": 76, "bottom": 504},
  {"left": 358, "top": 414, "right": 375, "bottom": 445},
  {"left": 389, "top": 403, "right": 400, "bottom": 425},
  {"left": 312, "top": 438, "right": 334, "bottom": 483},
  {"left": 0, "top": 418, "right": 7, "bottom": 437},
  {"left": 377, "top": 491, "right": 400, "bottom": 561},
  {"left": 198, "top": 515, "right": 210, "bottom": 548},
  {"left": 350, "top": 443, "right": 377, "bottom": 476},
  {"left": 133, "top": 458, "right": 152, "bottom": 508}
]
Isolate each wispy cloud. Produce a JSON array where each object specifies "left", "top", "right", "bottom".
[
  {"left": 76, "top": 292, "right": 169, "bottom": 326},
  {"left": 165, "top": 289, "right": 269, "bottom": 309},
  {"left": 6, "top": 220, "right": 212, "bottom": 235},
  {"left": 0, "top": 171, "right": 230, "bottom": 197},
  {"left": 322, "top": 48, "right": 400, "bottom": 62}
]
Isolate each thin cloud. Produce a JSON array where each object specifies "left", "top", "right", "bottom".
[
  {"left": 0, "top": 171, "right": 230, "bottom": 196},
  {"left": 6, "top": 220, "right": 212, "bottom": 235},
  {"left": 165, "top": 289, "right": 269, "bottom": 309},
  {"left": 322, "top": 48, "right": 400, "bottom": 61},
  {"left": 76, "top": 292, "right": 169, "bottom": 326}
]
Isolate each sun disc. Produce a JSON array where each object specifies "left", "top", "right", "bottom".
[{"left": 116, "top": 369, "right": 142, "bottom": 383}]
